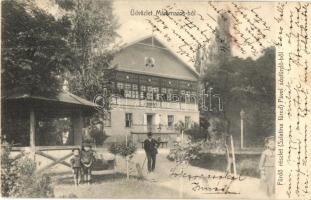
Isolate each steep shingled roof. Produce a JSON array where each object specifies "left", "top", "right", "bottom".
[{"left": 112, "top": 36, "right": 199, "bottom": 81}]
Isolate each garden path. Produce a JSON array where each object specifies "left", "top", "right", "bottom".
[
  {"left": 133, "top": 149, "right": 270, "bottom": 199},
  {"left": 54, "top": 149, "right": 270, "bottom": 199}
]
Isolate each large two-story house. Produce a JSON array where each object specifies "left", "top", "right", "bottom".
[{"left": 104, "top": 36, "right": 200, "bottom": 145}]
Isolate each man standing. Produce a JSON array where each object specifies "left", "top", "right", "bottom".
[{"left": 144, "top": 132, "right": 159, "bottom": 173}]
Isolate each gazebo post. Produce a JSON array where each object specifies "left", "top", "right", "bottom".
[
  {"left": 29, "top": 109, "right": 36, "bottom": 158},
  {"left": 73, "top": 110, "right": 83, "bottom": 146}
]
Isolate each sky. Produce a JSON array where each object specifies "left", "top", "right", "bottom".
[
  {"left": 36, "top": 0, "right": 278, "bottom": 67},
  {"left": 112, "top": 0, "right": 277, "bottom": 65}
]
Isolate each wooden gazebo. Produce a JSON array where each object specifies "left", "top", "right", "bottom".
[{"left": 2, "top": 90, "right": 97, "bottom": 173}]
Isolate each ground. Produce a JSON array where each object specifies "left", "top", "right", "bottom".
[{"left": 53, "top": 149, "right": 270, "bottom": 199}]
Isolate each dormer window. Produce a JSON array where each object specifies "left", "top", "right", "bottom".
[{"left": 145, "top": 57, "right": 155, "bottom": 67}]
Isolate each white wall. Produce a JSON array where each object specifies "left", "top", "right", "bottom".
[{"left": 104, "top": 105, "right": 199, "bottom": 136}]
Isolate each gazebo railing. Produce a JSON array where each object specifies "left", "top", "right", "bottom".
[{"left": 10, "top": 146, "right": 116, "bottom": 174}]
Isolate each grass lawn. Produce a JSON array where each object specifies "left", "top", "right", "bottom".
[{"left": 53, "top": 173, "right": 193, "bottom": 198}]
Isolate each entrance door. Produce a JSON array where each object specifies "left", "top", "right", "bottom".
[{"left": 147, "top": 114, "right": 153, "bottom": 132}]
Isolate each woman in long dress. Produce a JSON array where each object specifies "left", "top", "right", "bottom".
[{"left": 259, "top": 136, "right": 275, "bottom": 197}]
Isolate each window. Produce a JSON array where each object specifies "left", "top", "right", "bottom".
[
  {"left": 104, "top": 112, "right": 111, "bottom": 127},
  {"left": 117, "top": 82, "right": 125, "bottom": 97},
  {"left": 36, "top": 117, "right": 74, "bottom": 146},
  {"left": 125, "top": 84, "right": 131, "bottom": 90},
  {"left": 185, "top": 91, "right": 191, "bottom": 103},
  {"left": 185, "top": 116, "right": 191, "bottom": 129},
  {"left": 3, "top": 111, "right": 29, "bottom": 146},
  {"left": 147, "top": 86, "right": 153, "bottom": 100},
  {"left": 132, "top": 84, "right": 139, "bottom": 99},
  {"left": 153, "top": 87, "right": 159, "bottom": 100},
  {"left": 140, "top": 85, "right": 147, "bottom": 99},
  {"left": 132, "top": 84, "right": 138, "bottom": 90},
  {"left": 161, "top": 88, "right": 167, "bottom": 101},
  {"left": 167, "top": 88, "right": 173, "bottom": 101},
  {"left": 172, "top": 89, "right": 180, "bottom": 102},
  {"left": 125, "top": 83, "right": 132, "bottom": 98},
  {"left": 180, "top": 90, "right": 186, "bottom": 102},
  {"left": 125, "top": 113, "right": 133, "bottom": 127},
  {"left": 168, "top": 115, "right": 174, "bottom": 127},
  {"left": 191, "top": 92, "right": 197, "bottom": 103},
  {"left": 117, "top": 82, "right": 124, "bottom": 89}
]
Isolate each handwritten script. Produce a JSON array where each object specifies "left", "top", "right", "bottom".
[
  {"left": 275, "top": 2, "right": 311, "bottom": 199},
  {"left": 170, "top": 163, "right": 244, "bottom": 194},
  {"left": 146, "top": 2, "right": 273, "bottom": 63}
]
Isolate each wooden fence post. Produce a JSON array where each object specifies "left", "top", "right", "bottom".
[
  {"left": 230, "top": 135, "right": 237, "bottom": 177},
  {"left": 29, "top": 109, "right": 36, "bottom": 160}
]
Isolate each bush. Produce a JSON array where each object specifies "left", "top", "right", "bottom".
[
  {"left": 109, "top": 141, "right": 137, "bottom": 180},
  {"left": 89, "top": 125, "right": 108, "bottom": 145},
  {"left": 167, "top": 140, "right": 202, "bottom": 163},
  {"left": 1, "top": 144, "right": 18, "bottom": 197},
  {"left": 109, "top": 142, "right": 137, "bottom": 157},
  {"left": 184, "top": 123, "right": 208, "bottom": 142},
  {"left": 1, "top": 144, "right": 54, "bottom": 197}
]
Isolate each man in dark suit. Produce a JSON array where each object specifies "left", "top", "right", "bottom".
[{"left": 144, "top": 132, "right": 159, "bottom": 173}]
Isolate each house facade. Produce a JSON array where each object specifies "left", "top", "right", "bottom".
[{"left": 104, "top": 36, "right": 200, "bottom": 144}]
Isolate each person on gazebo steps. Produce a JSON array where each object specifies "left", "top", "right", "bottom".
[
  {"left": 70, "top": 148, "right": 82, "bottom": 186},
  {"left": 81, "top": 144, "right": 95, "bottom": 185}
]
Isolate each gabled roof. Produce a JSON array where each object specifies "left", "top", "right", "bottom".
[{"left": 112, "top": 36, "right": 199, "bottom": 81}]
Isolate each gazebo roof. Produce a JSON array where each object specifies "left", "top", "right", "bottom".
[
  {"left": 5, "top": 91, "right": 94, "bottom": 106},
  {"left": 3, "top": 89, "right": 97, "bottom": 110}
]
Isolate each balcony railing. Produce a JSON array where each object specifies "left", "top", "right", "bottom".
[
  {"left": 123, "top": 124, "right": 177, "bottom": 134},
  {"left": 111, "top": 97, "right": 198, "bottom": 111}
]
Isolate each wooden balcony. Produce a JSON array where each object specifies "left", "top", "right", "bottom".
[
  {"left": 110, "top": 97, "right": 198, "bottom": 111},
  {"left": 129, "top": 124, "right": 177, "bottom": 134}
]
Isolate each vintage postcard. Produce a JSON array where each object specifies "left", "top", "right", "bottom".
[{"left": 1, "top": 0, "right": 310, "bottom": 199}]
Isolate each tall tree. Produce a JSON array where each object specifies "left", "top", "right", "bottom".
[
  {"left": 197, "top": 13, "right": 275, "bottom": 145},
  {"left": 201, "top": 48, "right": 275, "bottom": 144},
  {"left": 57, "top": 0, "right": 119, "bottom": 101},
  {"left": 194, "top": 13, "right": 231, "bottom": 76},
  {"left": 1, "top": 0, "right": 73, "bottom": 96}
]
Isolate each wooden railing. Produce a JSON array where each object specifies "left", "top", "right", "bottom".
[
  {"left": 10, "top": 146, "right": 116, "bottom": 174},
  {"left": 111, "top": 97, "right": 198, "bottom": 111},
  {"left": 128, "top": 124, "right": 176, "bottom": 134}
]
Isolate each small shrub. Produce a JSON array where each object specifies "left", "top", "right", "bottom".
[
  {"left": 89, "top": 125, "right": 108, "bottom": 145},
  {"left": 1, "top": 144, "right": 18, "bottom": 197},
  {"left": 1, "top": 143, "right": 54, "bottom": 197},
  {"left": 109, "top": 141, "right": 137, "bottom": 180},
  {"left": 167, "top": 140, "right": 202, "bottom": 163},
  {"left": 184, "top": 123, "right": 208, "bottom": 142},
  {"left": 109, "top": 142, "right": 137, "bottom": 157}
]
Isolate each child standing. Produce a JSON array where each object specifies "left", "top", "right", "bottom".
[
  {"left": 70, "top": 148, "right": 81, "bottom": 186},
  {"left": 81, "top": 144, "right": 95, "bottom": 185},
  {"left": 259, "top": 136, "right": 275, "bottom": 197}
]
